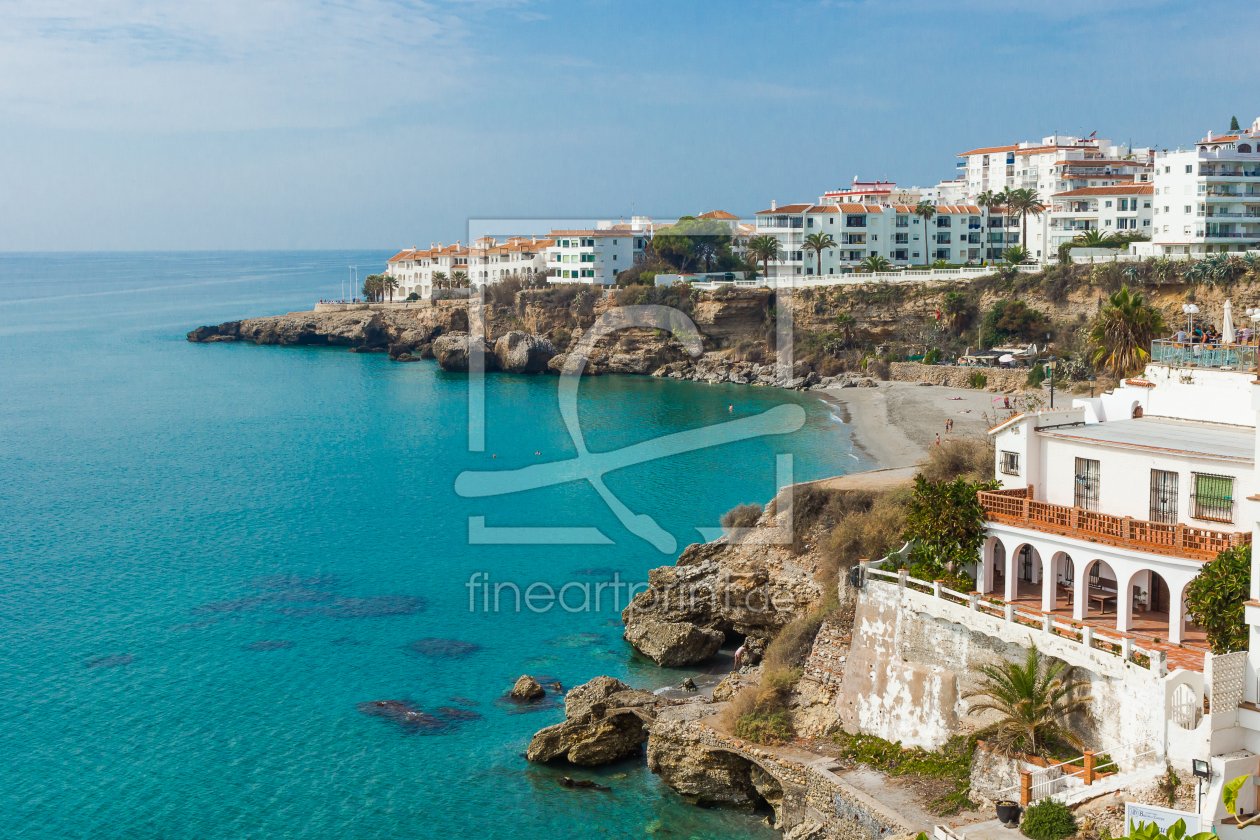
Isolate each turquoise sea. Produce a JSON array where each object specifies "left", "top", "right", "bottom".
[{"left": 0, "top": 252, "right": 865, "bottom": 839}]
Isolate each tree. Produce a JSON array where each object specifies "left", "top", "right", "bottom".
[
  {"left": 913, "top": 201, "right": 937, "bottom": 264},
  {"left": 962, "top": 644, "right": 1092, "bottom": 757},
  {"left": 382, "top": 274, "right": 399, "bottom": 301},
  {"left": 1186, "top": 544, "right": 1250, "bottom": 654},
  {"left": 976, "top": 190, "right": 997, "bottom": 263},
  {"left": 903, "top": 474, "right": 996, "bottom": 577},
  {"left": 747, "top": 235, "right": 780, "bottom": 281},
  {"left": 1002, "top": 245, "right": 1030, "bottom": 266},
  {"left": 1008, "top": 188, "right": 1045, "bottom": 252},
  {"left": 1231, "top": 116, "right": 1241, "bottom": 131},
  {"left": 982, "top": 299, "right": 1049, "bottom": 345},
  {"left": 452, "top": 270, "right": 468, "bottom": 288},
  {"left": 941, "top": 291, "right": 972, "bottom": 332},
  {"left": 432, "top": 270, "right": 447, "bottom": 290},
  {"left": 1072, "top": 229, "right": 1121, "bottom": 249},
  {"left": 362, "top": 274, "right": 383, "bottom": 301},
  {"left": 859, "top": 254, "right": 891, "bottom": 273},
  {"left": 803, "top": 231, "right": 837, "bottom": 276},
  {"left": 652, "top": 216, "right": 733, "bottom": 272},
  {"left": 1088, "top": 285, "right": 1166, "bottom": 377}
]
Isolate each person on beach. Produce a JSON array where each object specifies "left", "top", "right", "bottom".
[
  {"left": 935, "top": 433, "right": 941, "bottom": 446},
  {"left": 1004, "top": 396, "right": 1010, "bottom": 409},
  {"left": 734, "top": 645, "right": 745, "bottom": 669},
  {"left": 728, "top": 405, "right": 733, "bottom": 413}
]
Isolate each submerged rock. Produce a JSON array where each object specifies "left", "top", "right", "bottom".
[
  {"left": 526, "top": 676, "right": 661, "bottom": 765},
  {"left": 511, "top": 675, "right": 546, "bottom": 701},
  {"left": 356, "top": 700, "right": 453, "bottom": 734},
  {"left": 407, "top": 638, "right": 483, "bottom": 659},
  {"left": 559, "top": 777, "right": 611, "bottom": 791},
  {"left": 623, "top": 619, "right": 724, "bottom": 667}
]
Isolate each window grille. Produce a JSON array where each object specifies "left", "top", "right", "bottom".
[
  {"left": 1001, "top": 452, "right": 1020, "bottom": 475},
  {"left": 1191, "top": 472, "right": 1234, "bottom": 522},
  {"left": 1074, "top": 458, "right": 1100, "bottom": 510},
  {"left": 1149, "top": 470, "right": 1178, "bottom": 524}
]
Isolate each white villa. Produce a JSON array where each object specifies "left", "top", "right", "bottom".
[{"left": 1023, "top": 183, "right": 1155, "bottom": 259}]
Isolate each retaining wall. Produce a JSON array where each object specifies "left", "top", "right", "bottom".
[{"left": 888, "top": 362, "right": 1031, "bottom": 391}]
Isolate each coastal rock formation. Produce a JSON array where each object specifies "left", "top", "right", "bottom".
[
  {"left": 645, "top": 704, "right": 774, "bottom": 810},
  {"left": 621, "top": 526, "right": 823, "bottom": 665},
  {"left": 494, "top": 331, "right": 557, "bottom": 373},
  {"left": 186, "top": 307, "right": 466, "bottom": 352},
  {"left": 526, "top": 676, "right": 660, "bottom": 765},
  {"left": 623, "top": 619, "right": 724, "bottom": 667},
  {"left": 510, "top": 675, "right": 546, "bottom": 701},
  {"left": 432, "top": 334, "right": 500, "bottom": 373}
]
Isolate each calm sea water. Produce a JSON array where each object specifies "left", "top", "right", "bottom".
[{"left": 0, "top": 252, "right": 866, "bottom": 840}]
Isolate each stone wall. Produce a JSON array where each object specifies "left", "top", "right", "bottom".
[
  {"left": 888, "top": 362, "right": 1030, "bottom": 392},
  {"left": 838, "top": 579, "right": 1168, "bottom": 752}
]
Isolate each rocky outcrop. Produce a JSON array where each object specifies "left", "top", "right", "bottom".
[
  {"left": 510, "top": 675, "right": 546, "bottom": 701},
  {"left": 187, "top": 307, "right": 466, "bottom": 353},
  {"left": 623, "top": 619, "right": 724, "bottom": 667},
  {"left": 432, "top": 334, "right": 499, "bottom": 372},
  {"left": 646, "top": 704, "right": 780, "bottom": 810},
  {"left": 494, "top": 331, "right": 556, "bottom": 373},
  {"left": 621, "top": 526, "right": 823, "bottom": 665},
  {"left": 526, "top": 676, "right": 662, "bottom": 765}
]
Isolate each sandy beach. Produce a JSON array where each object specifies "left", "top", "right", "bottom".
[{"left": 819, "top": 381, "right": 1014, "bottom": 470}]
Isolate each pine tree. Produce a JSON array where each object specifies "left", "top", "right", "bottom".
[{"left": 1231, "top": 115, "right": 1241, "bottom": 131}]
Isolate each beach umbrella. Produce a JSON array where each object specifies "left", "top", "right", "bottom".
[
  {"left": 1223, "top": 300, "right": 1235, "bottom": 344},
  {"left": 999, "top": 354, "right": 1015, "bottom": 364}
]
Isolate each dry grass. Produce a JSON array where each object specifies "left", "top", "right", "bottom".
[
  {"left": 917, "top": 436, "right": 994, "bottom": 484},
  {"left": 816, "top": 487, "right": 911, "bottom": 595},
  {"left": 720, "top": 503, "right": 763, "bottom": 532}
]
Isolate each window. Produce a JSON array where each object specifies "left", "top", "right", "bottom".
[
  {"left": 846, "top": 215, "right": 866, "bottom": 227},
  {"left": 937, "top": 217, "right": 951, "bottom": 228},
  {"left": 1001, "top": 451, "right": 1020, "bottom": 475},
  {"left": 1186, "top": 165, "right": 1193, "bottom": 174},
  {"left": 807, "top": 218, "right": 814, "bottom": 228},
  {"left": 896, "top": 215, "right": 909, "bottom": 228},
  {"left": 1074, "top": 458, "right": 1099, "bottom": 510},
  {"left": 1105, "top": 200, "right": 1112, "bottom": 208},
  {"left": 1190, "top": 473, "right": 1234, "bottom": 522},
  {"left": 1149, "top": 470, "right": 1178, "bottom": 524}
]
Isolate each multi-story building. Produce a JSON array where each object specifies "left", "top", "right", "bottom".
[
  {"left": 1140, "top": 118, "right": 1260, "bottom": 257},
  {"left": 753, "top": 200, "right": 984, "bottom": 274},
  {"left": 952, "top": 135, "right": 1153, "bottom": 201},
  {"left": 821, "top": 179, "right": 927, "bottom": 206},
  {"left": 545, "top": 223, "right": 651, "bottom": 285},
  {"left": 1029, "top": 184, "right": 1155, "bottom": 258},
  {"left": 384, "top": 242, "right": 471, "bottom": 298}
]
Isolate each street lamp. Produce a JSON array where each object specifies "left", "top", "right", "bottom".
[
  {"left": 1183, "top": 303, "right": 1200, "bottom": 338},
  {"left": 1045, "top": 356, "right": 1060, "bottom": 408},
  {"left": 1087, "top": 373, "right": 1097, "bottom": 398}
]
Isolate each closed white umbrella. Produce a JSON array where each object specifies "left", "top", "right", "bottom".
[{"left": 1224, "top": 300, "right": 1235, "bottom": 344}]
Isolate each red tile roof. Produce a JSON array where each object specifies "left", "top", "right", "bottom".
[
  {"left": 805, "top": 205, "right": 840, "bottom": 214},
  {"left": 1052, "top": 185, "right": 1154, "bottom": 197},
  {"left": 936, "top": 205, "right": 982, "bottom": 214},
  {"left": 549, "top": 230, "right": 640, "bottom": 238},
  {"left": 755, "top": 204, "right": 814, "bottom": 214},
  {"left": 697, "top": 210, "right": 739, "bottom": 220},
  {"left": 958, "top": 144, "right": 1021, "bottom": 156}
]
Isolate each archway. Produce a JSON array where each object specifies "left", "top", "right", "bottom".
[
  {"left": 1047, "top": 552, "right": 1075, "bottom": 614},
  {"left": 1125, "top": 569, "right": 1181, "bottom": 643},
  {"left": 708, "top": 749, "right": 785, "bottom": 826},
  {"left": 1009, "top": 543, "right": 1043, "bottom": 604},
  {"left": 981, "top": 536, "right": 1007, "bottom": 595},
  {"left": 1073, "top": 559, "right": 1118, "bottom": 623}
]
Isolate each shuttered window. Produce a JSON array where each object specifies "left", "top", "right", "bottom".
[{"left": 1191, "top": 473, "right": 1234, "bottom": 523}]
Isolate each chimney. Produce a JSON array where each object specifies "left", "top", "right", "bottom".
[
  {"left": 1208, "top": 130, "right": 1214, "bottom": 140},
  {"left": 771, "top": 199, "right": 777, "bottom": 211}
]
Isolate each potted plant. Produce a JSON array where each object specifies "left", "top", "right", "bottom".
[{"left": 996, "top": 800, "right": 1021, "bottom": 825}]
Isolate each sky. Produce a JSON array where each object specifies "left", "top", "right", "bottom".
[{"left": 1, "top": 0, "right": 1257, "bottom": 251}]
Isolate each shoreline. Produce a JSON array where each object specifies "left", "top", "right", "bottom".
[{"left": 817, "top": 381, "right": 1005, "bottom": 471}]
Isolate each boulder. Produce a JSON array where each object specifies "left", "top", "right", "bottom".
[
  {"left": 510, "top": 675, "right": 546, "bottom": 701},
  {"left": 494, "top": 331, "right": 557, "bottom": 374},
  {"left": 623, "top": 619, "right": 724, "bottom": 667},
  {"left": 526, "top": 676, "right": 660, "bottom": 765},
  {"left": 433, "top": 334, "right": 500, "bottom": 373}
]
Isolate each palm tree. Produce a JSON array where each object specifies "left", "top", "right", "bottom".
[
  {"left": 803, "top": 231, "right": 837, "bottom": 277},
  {"left": 913, "top": 201, "right": 937, "bottom": 266},
  {"left": 382, "top": 274, "right": 400, "bottom": 301},
  {"left": 962, "top": 645, "right": 1092, "bottom": 757},
  {"left": 747, "top": 235, "right": 781, "bottom": 282},
  {"left": 1009, "top": 188, "right": 1045, "bottom": 253},
  {"left": 452, "top": 270, "right": 468, "bottom": 288},
  {"left": 361, "top": 274, "right": 384, "bottom": 302},
  {"left": 941, "top": 291, "right": 971, "bottom": 331},
  {"left": 1002, "top": 245, "right": 1029, "bottom": 265},
  {"left": 859, "top": 254, "right": 891, "bottom": 273},
  {"left": 976, "top": 190, "right": 997, "bottom": 263},
  {"left": 1073, "top": 229, "right": 1121, "bottom": 249},
  {"left": 835, "top": 313, "right": 856, "bottom": 347},
  {"left": 995, "top": 187, "right": 1016, "bottom": 258},
  {"left": 931, "top": 258, "right": 950, "bottom": 269},
  {"left": 432, "top": 270, "right": 448, "bottom": 290},
  {"left": 1089, "top": 285, "right": 1167, "bottom": 377}
]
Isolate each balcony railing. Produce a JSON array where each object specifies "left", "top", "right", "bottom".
[
  {"left": 979, "top": 488, "right": 1250, "bottom": 561},
  {"left": 1151, "top": 339, "right": 1260, "bottom": 370}
]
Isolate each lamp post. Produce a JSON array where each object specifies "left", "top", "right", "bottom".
[
  {"left": 1183, "top": 303, "right": 1199, "bottom": 338},
  {"left": 1087, "top": 373, "right": 1097, "bottom": 398},
  {"left": 1045, "top": 356, "right": 1060, "bottom": 408}
]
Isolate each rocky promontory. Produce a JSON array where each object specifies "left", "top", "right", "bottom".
[{"left": 526, "top": 676, "right": 668, "bottom": 765}]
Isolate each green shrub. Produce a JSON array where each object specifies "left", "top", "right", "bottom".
[
  {"left": 1186, "top": 545, "right": 1250, "bottom": 654},
  {"left": 405, "top": 292, "right": 421, "bottom": 301},
  {"left": 924, "top": 348, "right": 942, "bottom": 365},
  {"left": 1020, "top": 798, "right": 1077, "bottom": 840},
  {"left": 1026, "top": 364, "right": 1047, "bottom": 389},
  {"left": 734, "top": 711, "right": 794, "bottom": 745},
  {"left": 968, "top": 371, "right": 987, "bottom": 389}
]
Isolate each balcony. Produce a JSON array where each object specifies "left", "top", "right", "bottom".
[
  {"left": 1152, "top": 339, "right": 1260, "bottom": 370},
  {"left": 979, "top": 487, "right": 1250, "bottom": 562}
]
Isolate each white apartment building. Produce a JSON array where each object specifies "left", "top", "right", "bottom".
[
  {"left": 952, "top": 135, "right": 1153, "bottom": 201},
  {"left": 385, "top": 242, "right": 470, "bottom": 298},
  {"left": 821, "top": 179, "right": 927, "bottom": 206},
  {"left": 1140, "top": 118, "right": 1260, "bottom": 257},
  {"left": 753, "top": 201, "right": 985, "bottom": 274},
  {"left": 1027, "top": 184, "right": 1155, "bottom": 258},
  {"left": 545, "top": 223, "right": 650, "bottom": 285}
]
